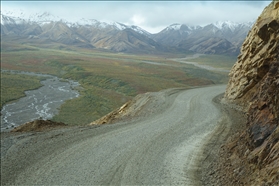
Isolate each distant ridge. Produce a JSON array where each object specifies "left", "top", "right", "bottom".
[{"left": 1, "top": 11, "right": 253, "bottom": 55}]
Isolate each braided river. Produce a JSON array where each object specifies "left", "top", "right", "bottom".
[{"left": 1, "top": 71, "right": 80, "bottom": 131}]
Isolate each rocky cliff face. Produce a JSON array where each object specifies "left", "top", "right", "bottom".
[{"left": 223, "top": 0, "right": 279, "bottom": 184}]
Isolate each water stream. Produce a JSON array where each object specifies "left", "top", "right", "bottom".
[{"left": 1, "top": 71, "right": 80, "bottom": 131}]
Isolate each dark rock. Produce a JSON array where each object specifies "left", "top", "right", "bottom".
[
  {"left": 268, "top": 20, "right": 279, "bottom": 31},
  {"left": 258, "top": 24, "right": 270, "bottom": 41}
]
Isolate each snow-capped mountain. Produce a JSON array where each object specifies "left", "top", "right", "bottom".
[
  {"left": 127, "top": 25, "right": 150, "bottom": 36},
  {"left": 151, "top": 20, "right": 253, "bottom": 55},
  {"left": 69, "top": 18, "right": 151, "bottom": 36},
  {"left": 28, "top": 12, "right": 63, "bottom": 25},
  {"left": 1, "top": 14, "right": 27, "bottom": 25},
  {"left": 1, "top": 11, "right": 60, "bottom": 25},
  {"left": 214, "top": 21, "right": 241, "bottom": 31},
  {"left": 213, "top": 20, "right": 254, "bottom": 31},
  {"left": 165, "top": 23, "right": 182, "bottom": 31},
  {"left": 1, "top": 12, "right": 163, "bottom": 53},
  {"left": 1, "top": 11, "right": 151, "bottom": 36},
  {"left": 164, "top": 23, "right": 202, "bottom": 32},
  {"left": 1, "top": 11, "right": 253, "bottom": 55}
]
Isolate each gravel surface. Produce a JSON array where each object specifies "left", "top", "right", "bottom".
[
  {"left": 170, "top": 55, "right": 230, "bottom": 73},
  {"left": 1, "top": 85, "right": 226, "bottom": 185}
]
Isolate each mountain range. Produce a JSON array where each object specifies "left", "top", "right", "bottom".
[{"left": 1, "top": 12, "right": 254, "bottom": 55}]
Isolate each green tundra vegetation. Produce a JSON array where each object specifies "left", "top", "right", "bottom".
[{"left": 1, "top": 41, "right": 233, "bottom": 125}]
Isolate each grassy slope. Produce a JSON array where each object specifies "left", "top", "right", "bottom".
[{"left": 1, "top": 41, "right": 231, "bottom": 125}]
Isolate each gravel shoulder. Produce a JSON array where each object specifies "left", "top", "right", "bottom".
[
  {"left": 1, "top": 85, "right": 228, "bottom": 185},
  {"left": 197, "top": 93, "right": 247, "bottom": 185}
]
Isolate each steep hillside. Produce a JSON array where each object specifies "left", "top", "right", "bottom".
[
  {"left": 40, "top": 21, "right": 91, "bottom": 46},
  {"left": 178, "top": 37, "right": 237, "bottom": 55},
  {"left": 151, "top": 24, "right": 199, "bottom": 46},
  {"left": 91, "top": 28, "right": 168, "bottom": 54},
  {"left": 219, "top": 1, "right": 279, "bottom": 185}
]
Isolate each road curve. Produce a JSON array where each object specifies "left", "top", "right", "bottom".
[{"left": 1, "top": 85, "right": 226, "bottom": 185}]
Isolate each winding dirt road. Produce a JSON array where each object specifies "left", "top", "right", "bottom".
[{"left": 1, "top": 85, "right": 226, "bottom": 185}]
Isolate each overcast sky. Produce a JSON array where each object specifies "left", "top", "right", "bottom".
[{"left": 1, "top": 1, "right": 271, "bottom": 33}]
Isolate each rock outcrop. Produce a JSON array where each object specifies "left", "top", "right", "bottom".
[{"left": 223, "top": 0, "right": 279, "bottom": 185}]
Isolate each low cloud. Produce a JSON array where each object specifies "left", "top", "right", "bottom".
[{"left": 130, "top": 14, "right": 145, "bottom": 25}]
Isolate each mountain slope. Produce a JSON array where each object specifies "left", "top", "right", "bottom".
[
  {"left": 1, "top": 13, "right": 164, "bottom": 53},
  {"left": 178, "top": 37, "right": 237, "bottom": 55},
  {"left": 152, "top": 21, "right": 252, "bottom": 55},
  {"left": 151, "top": 24, "right": 199, "bottom": 46},
  {"left": 91, "top": 28, "right": 167, "bottom": 53},
  {"left": 39, "top": 21, "right": 91, "bottom": 47},
  {"left": 1, "top": 12, "right": 253, "bottom": 55}
]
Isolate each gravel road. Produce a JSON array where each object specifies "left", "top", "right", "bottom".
[
  {"left": 1, "top": 85, "right": 226, "bottom": 185},
  {"left": 170, "top": 55, "right": 230, "bottom": 73}
]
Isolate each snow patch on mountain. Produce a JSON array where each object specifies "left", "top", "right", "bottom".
[
  {"left": 1, "top": 14, "right": 26, "bottom": 25},
  {"left": 213, "top": 20, "right": 254, "bottom": 31},
  {"left": 69, "top": 18, "right": 150, "bottom": 35},
  {"left": 70, "top": 18, "right": 110, "bottom": 29},
  {"left": 129, "top": 25, "right": 150, "bottom": 35},
  {"left": 1, "top": 9, "right": 28, "bottom": 19},
  {"left": 214, "top": 21, "right": 237, "bottom": 30},
  {"left": 1, "top": 10, "right": 151, "bottom": 36},
  {"left": 75, "top": 18, "right": 100, "bottom": 26},
  {"left": 166, "top": 24, "right": 181, "bottom": 31},
  {"left": 28, "top": 12, "right": 62, "bottom": 24},
  {"left": 1, "top": 11, "right": 65, "bottom": 26},
  {"left": 1, "top": 10, "right": 252, "bottom": 36},
  {"left": 163, "top": 23, "right": 204, "bottom": 33},
  {"left": 109, "top": 21, "right": 150, "bottom": 35},
  {"left": 112, "top": 22, "right": 126, "bottom": 30}
]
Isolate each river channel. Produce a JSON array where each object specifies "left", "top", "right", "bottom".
[{"left": 1, "top": 71, "right": 80, "bottom": 131}]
